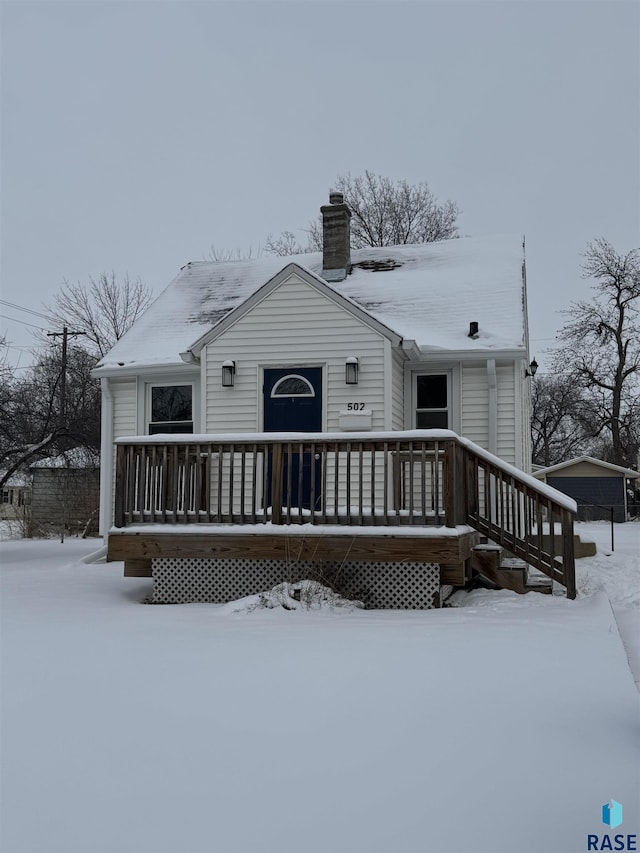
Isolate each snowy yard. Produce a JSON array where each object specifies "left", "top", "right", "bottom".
[{"left": 1, "top": 522, "right": 638, "bottom": 853}]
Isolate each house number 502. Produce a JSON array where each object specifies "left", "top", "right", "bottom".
[{"left": 346, "top": 403, "right": 366, "bottom": 410}]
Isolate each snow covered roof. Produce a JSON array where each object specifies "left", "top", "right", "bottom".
[
  {"left": 30, "top": 448, "right": 100, "bottom": 470},
  {"left": 96, "top": 234, "right": 527, "bottom": 371},
  {"left": 533, "top": 456, "right": 640, "bottom": 480},
  {"left": 0, "top": 472, "right": 30, "bottom": 489}
]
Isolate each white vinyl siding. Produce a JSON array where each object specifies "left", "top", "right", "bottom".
[
  {"left": 203, "top": 273, "right": 388, "bottom": 434},
  {"left": 113, "top": 379, "right": 138, "bottom": 438},
  {"left": 458, "top": 360, "right": 519, "bottom": 465},
  {"left": 109, "top": 379, "right": 138, "bottom": 526},
  {"left": 461, "top": 363, "right": 489, "bottom": 448},
  {"left": 496, "top": 364, "right": 516, "bottom": 464},
  {"left": 391, "top": 348, "right": 405, "bottom": 429}
]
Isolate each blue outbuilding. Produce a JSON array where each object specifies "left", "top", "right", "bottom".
[{"left": 534, "top": 456, "right": 640, "bottom": 523}]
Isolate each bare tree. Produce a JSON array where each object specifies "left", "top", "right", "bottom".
[
  {"left": 264, "top": 231, "right": 311, "bottom": 257},
  {"left": 0, "top": 341, "right": 101, "bottom": 490},
  {"left": 0, "top": 343, "right": 63, "bottom": 489},
  {"left": 43, "top": 273, "right": 154, "bottom": 359},
  {"left": 208, "top": 245, "right": 263, "bottom": 262},
  {"left": 555, "top": 239, "right": 639, "bottom": 468},
  {"left": 2, "top": 275, "right": 151, "bottom": 491},
  {"left": 530, "top": 373, "right": 590, "bottom": 467},
  {"left": 267, "top": 171, "right": 460, "bottom": 255}
]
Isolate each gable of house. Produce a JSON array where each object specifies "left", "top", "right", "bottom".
[
  {"left": 199, "top": 266, "right": 402, "bottom": 433},
  {"left": 534, "top": 457, "right": 639, "bottom": 480}
]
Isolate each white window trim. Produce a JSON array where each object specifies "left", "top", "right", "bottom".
[
  {"left": 137, "top": 372, "right": 200, "bottom": 436},
  {"left": 270, "top": 374, "right": 316, "bottom": 398},
  {"left": 147, "top": 382, "right": 195, "bottom": 433},
  {"left": 404, "top": 364, "right": 460, "bottom": 432}
]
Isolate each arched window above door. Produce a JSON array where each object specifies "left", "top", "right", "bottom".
[{"left": 270, "top": 374, "right": 315, "bottom": 397}]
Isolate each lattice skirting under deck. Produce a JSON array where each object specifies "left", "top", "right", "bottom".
[{"left": 151, "top": 558, "right": 450, "bottom": 609}]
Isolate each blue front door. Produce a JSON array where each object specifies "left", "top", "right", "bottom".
[{"left": 264, "top": 368, "right": 322, "bottom": 509}]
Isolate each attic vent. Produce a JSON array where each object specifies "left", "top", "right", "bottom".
[{"left": 353, "top": 259, "right": 403, "bottom": 272}]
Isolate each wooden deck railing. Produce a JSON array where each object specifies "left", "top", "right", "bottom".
[{"left": 113, "top": 431, "right": 576, "bottom": 597}]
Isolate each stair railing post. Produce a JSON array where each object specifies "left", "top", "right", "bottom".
[
  {"left": 443, "top": 440, "right": 457, "bottom": 527},
  {"left": 270, "top": 442, "right": 283, "bottom": 525},
  {"left": 561, "top": 508, "right": 576, "bottom": 599},
  {"left": 114, "top": 443, "right": 126, "bottom": 528}
]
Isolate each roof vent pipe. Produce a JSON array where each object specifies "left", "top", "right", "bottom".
[{"left": 468, "top": 321, "right": 479, "bottom": 339}]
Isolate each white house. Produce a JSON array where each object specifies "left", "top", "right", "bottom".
[
  {"left": 0, "top": 473, "right": 30, "bottom": 522},
  {"left": 95, "top": 193, "right": 575, "bottom": 606}
]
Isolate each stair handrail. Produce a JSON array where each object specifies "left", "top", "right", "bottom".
[{"left": 455, "top": 436, "right": 576, "bottom": 598}]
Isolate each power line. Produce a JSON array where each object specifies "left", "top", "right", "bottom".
[
  {"left": 0, "top": 313, "right": 49, "bottom": 331},
  {"left": 2, "top": 343, "right": 35, "bottom": 352},
  {"left": 0, "top": 299, "right": 55, "bottom": 322}
]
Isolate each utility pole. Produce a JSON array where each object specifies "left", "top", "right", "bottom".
[{"left": 47, "top": 326, "right": 86, "bottom": 430}]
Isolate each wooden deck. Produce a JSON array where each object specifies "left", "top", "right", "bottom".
[
  {"left": 108, "top": 431, "right": 576, "bottom": 597},
  {"left": 108, "top": 528, "right": 480, "bottom": 585}
]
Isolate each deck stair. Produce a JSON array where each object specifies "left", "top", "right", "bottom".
[{"left": 470, "top": 543, "right": 553, "bottom": 595}]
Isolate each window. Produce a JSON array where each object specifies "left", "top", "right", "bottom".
[
  {"left": 271, "top": 375, "right": 315, "bottom": 397},
  {"left": 2, "top": 490, "right": 11, "bottom": 504},
  {"left": 149, "top": 385, "right": 193, "bottom": 434},
  {"left": 416, "top": 374, "right": 448, "bottom": 428}
]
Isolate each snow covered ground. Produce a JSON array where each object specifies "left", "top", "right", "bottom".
[{"left": 1, "top": 522, "right": 638, "bottom": 853}]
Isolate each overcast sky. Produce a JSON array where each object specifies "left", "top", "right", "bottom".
[{"left": 2, "top": 0, "right": 638, "bottom": 371}]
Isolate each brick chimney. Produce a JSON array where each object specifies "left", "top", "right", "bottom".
[{"left": 321, "top": 191, "right": 351, "bottom": 282}]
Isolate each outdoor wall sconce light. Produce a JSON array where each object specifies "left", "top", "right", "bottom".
[
  {"left": 525, "top": 358, "right": 538, "bottom": 378},
  {"left": 345, "top": 356, "right": 359, "bottom": 385},
  {"left": 221, "top": 360, "right": 236, "bottom": 387}
]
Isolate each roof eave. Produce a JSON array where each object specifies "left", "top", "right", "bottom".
[
  {"left": 533, "top": 455, "right": 640, "bottom": 479},
  {"left": 412, "top": 347, "right": 528, "bottom": 362},
  {"left": 92, "top": 360, "right": 200, "bottom": 379}
]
